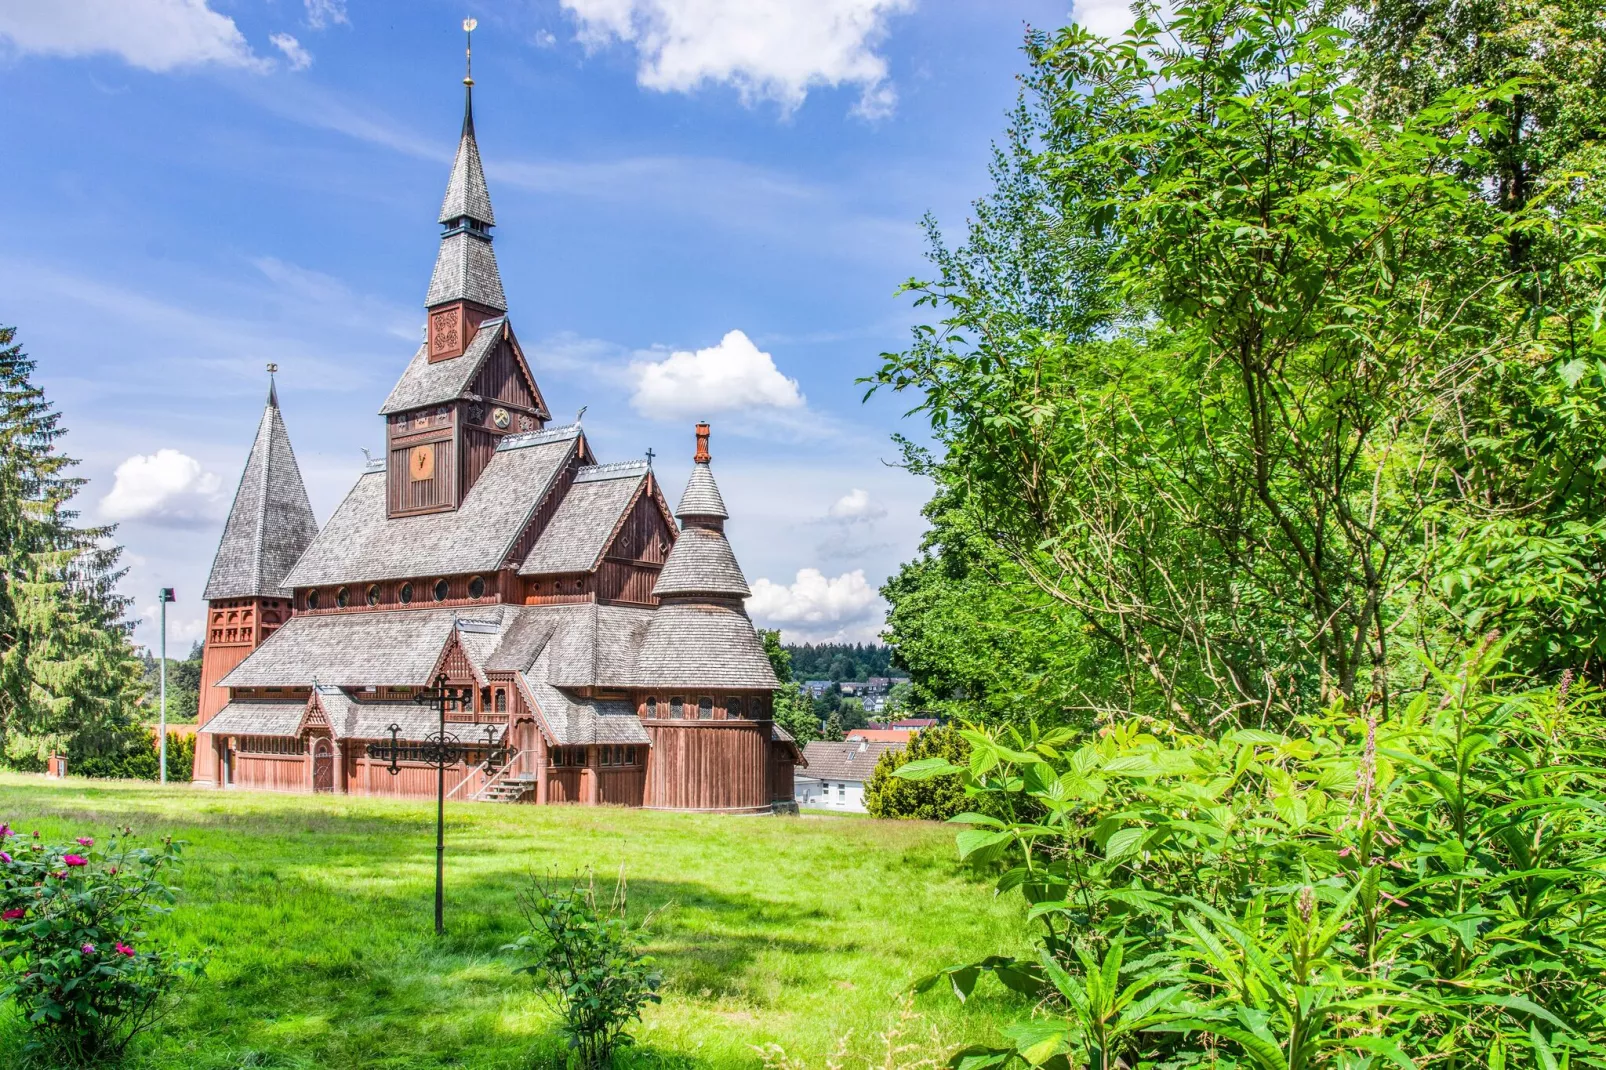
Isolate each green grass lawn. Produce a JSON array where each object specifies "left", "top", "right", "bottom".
[{"left": 0, "top": 774, "right": 1028, "bottom": 1069}]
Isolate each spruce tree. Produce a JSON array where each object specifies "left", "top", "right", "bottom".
[{"left": 0, "top": 325, "right": 143, "bottom": 766}]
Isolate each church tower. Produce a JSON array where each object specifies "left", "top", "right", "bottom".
[
  {"left": 380, "top": 51, "right": 549, "bottom": 518},
  {"left": 193, "top": 376, "right": 319, "bottom": 785}
]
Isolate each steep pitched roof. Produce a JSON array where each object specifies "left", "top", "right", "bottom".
[
  {"left": 425, "top": 231, "right": 506, "bottom": 311},
  {"left": 518, "top": 647, "right": 648, "bottom": 747},
  {"left": 281, "top": 427, "right": 580, "bottom": 587},
  {"left": 313, "top": 684, "right": 500, "bottom": 743},
  {"left": 203, "top": 384, "right": 320, "bottom": 601},
  {"left": 439, "top": 86, "right": 495, "bottom": 226},
  {"left": 482, "top": 602, "right": 654, "bottom": 688},
  {"left": 651, "top": 524, "right": 749, "bottom": 599},
  {"left": 218, "top": 607, "right": 478, "bottom": 687},
  {"left": 634, "top": 602, "right": 779, "bottom": 689},
  {"left": 200, "top": 701, "right": 304, "bottom": 737},
  {"left": 379, "top": 316, "right": 507, "bottom": 415},
  {"left": 675, "top": 463, "right": 728, "bottom": 520},
  {"left": 519, "top": 463, "right": 649, "bottom": 576},
  {"left": 799, "top": 740, "right": 904, "bottom": 783}
]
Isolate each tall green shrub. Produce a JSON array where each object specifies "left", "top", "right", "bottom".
[{"left": 865, "top": 725, "right": 971, "bottom": 820}]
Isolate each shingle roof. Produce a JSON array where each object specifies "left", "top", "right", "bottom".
[
  {"left": 203, "top": 386, "right": 319, "bottom": 600},
  {"left": 519, "top": 465, "right": 647, "bottom": 576},
  {"left": 482, "top": 603, "right": 654, "bottom": 687},
  {"left": 439, "top": 91, "right": 496, "bottom": 226},
  {"left": 201, "top": 701, "right": 305, "bottom": 737},
  {"left": 281, "top": 429, "right": 579, "bottom": 587},
  {"left": 218, "top": 607, "right": 477, "bottom": 687},
  {"left": 314, "top": 685, "right": 503, "bottom": 743},
  {"left": 519, "top": 647, "right": 649, "bottom": 746},
  {"left": 675, "top": 463, "right": 727, "bottom": 519},
  {"left": 800, "top": 740, "right": 904, "bottom": 783},
  {"left": 651, "top": 525, "right": 749, "bottom": 599},
  {"left": 378, "top": 317, "right": 506, "bottom": 415},
  {"left": 426, "top": 230, "right": 506, "bottom": 312},
  {"left": 634, "top": 602, "right": 779, "bottom": 689}
]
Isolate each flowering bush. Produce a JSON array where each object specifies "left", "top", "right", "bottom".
[{"left": 0, "top": 825, "right": 201, "bottom": 1065}]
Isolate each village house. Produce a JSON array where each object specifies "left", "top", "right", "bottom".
[
  {"left": 796, "top": 739, "right": 903, "bottom": 812},
  {"left": 189, "top": 74, "right": 802, "bottom": 812}
]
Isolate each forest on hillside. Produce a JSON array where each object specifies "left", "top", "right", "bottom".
[{"left": 781, "top": 642, "right": 900, "bottom": 682}]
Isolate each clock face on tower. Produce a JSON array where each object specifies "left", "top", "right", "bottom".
[
  {"left": 409, "top": 445, "right": 434, "bottom": 482},
  {"left": 491, "top": 407, "right": 511, "bottom": 429}
]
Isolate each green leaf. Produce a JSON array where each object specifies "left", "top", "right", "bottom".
[{"left": 895, "top": 758, "right": 963, "bottom": 781}]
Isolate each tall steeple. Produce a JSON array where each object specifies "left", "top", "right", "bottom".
[
  {"left": 425, "top": 19, "right": 506, "bottom": 360},
  {"left": 203, "top": 372, "right": 320, "bottom": 601}
]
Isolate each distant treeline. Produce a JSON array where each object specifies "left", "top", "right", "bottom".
[{"left": 781, "top": 643, "right": 899, "bottom": 683}]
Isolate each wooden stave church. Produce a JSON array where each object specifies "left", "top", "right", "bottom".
[{"left": 191, "top": 76, "right": 801, "bottom": 813}]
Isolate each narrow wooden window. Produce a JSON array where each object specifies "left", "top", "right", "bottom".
[
  {"left": 495, "top": 689, "right": 507, "bottom": 713},
  {"left": 670, "top": 697, "right": 685, "bottom": 719},
  {"left": 697, "top": 698, "right": 713, "bottom": 720}
]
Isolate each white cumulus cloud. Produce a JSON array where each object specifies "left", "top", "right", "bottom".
[
  {"left": 562, "top": 0, "right": 914, "bottom": 117},
  {"left": 827, "top": 488, "right": 886, "bottom": 522},
  {"left": 630, "top": 329, "right": 803, "bottom": 420},
  {"left": 747, "top": 567, "right": 885, "bottom": 642},
  {"left": 0, "top": 0, "right": 265, "bottom": 72},
  {"left": 270, "top": 33, "right": 312, "bottom": 71},
  {"left": 100, "top": 449, "right": 224, "bottom": 528}
]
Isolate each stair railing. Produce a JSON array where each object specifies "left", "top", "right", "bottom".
[{"left": 470, "top": 749, "right": 525, "bottom": 802}]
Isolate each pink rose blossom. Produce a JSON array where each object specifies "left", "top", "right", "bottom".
[
  {"left": 75, "top": 837, "right": 93, "bottom": 847},
  {"left": 115, "top": 942, "right": 135, "bottom": 957},
  {"left": 81, "top": 943, "right": 95, "bottom": 956},
  {"left": 2, "top": 908, "right": 25, "bottom": 921},
  {"left": 63, "top": 854, "right": 87, "bottom": 867}
]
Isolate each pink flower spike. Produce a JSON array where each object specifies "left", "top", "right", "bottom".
[
  {"left": 2, "top": 908, "right": 24, "bottom": 920},
  {"left": 63, "top": 854, "right": 87, "bottom": 867},
  {"left": 115, "top": 942, "right": 135, "bottom": 957},
  {"left": 0, "top": 824, "right": 11, "bottom": 838},
  {"left": 0, "top": 852, "right": 11, "bottom": 864},
  {"left": 81, "top": 943, "right": 95, "bottom": 956},
  {"left": 76, "top": 837, "right": 93, "bottom": 848}
]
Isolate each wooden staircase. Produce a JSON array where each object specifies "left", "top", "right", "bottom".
[{"left": 474, "top": 771, "right": 537, "bottom": 803}]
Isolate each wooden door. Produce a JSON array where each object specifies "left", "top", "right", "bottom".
[{"left": 313, "top": 741, "right": 333, "bottom": 793}]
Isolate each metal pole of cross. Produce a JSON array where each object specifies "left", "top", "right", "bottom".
[{"left": 365, "top": 673, "right": 473, "bottom": 935}]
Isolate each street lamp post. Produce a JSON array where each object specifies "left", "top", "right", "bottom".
[{"left": 157, "top": 588, "right": 175, "bottom": 784}]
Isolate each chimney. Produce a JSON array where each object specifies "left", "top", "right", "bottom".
[{"left": 694, "top": 422, "right": 711, "bottom": 464}]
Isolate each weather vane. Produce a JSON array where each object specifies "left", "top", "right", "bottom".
[
  {"left": 463, "top": 17, "right": 477, "bottom": 86},
  {"left": 266, "top": 362, "right": 278, "bottom": 375}
]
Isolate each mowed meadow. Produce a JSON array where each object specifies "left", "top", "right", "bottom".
[{"left": 0, "top": 775, "right": 1028, "bottom": 1069}]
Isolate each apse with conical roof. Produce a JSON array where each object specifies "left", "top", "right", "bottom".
[
  {"left": 203, "top": 378, "right": 319, "bottom": 601},
  {"left": 638, "top": 424, "right": 778, "bottom": 690}
]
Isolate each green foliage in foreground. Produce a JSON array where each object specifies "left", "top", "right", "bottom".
[
  {"left": 899, "top": 642, "right": 1606, "bottom": 1068},
  {"left": 506, "top": 873, "right": 661, "bottom": 1069},
  {"left": 0, "top": 777, "right": 1028, "bottom": 1068},
  {"left": 0, "top": 831, "right": 201, "bottom": 1066}
]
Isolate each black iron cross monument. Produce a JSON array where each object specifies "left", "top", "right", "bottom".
[{"left": 367, "top": 673, "right": 504, "bottom": 935}]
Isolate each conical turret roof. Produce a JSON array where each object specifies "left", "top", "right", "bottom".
[
  {"left": 675, "top": 464, "right": 728, "bottom": 520},
  {"left": 652, "top": 524, "right": 750, "bottom": 599},
  {"left": 203, "top": 383, "right": 319, "bottom": 601}
]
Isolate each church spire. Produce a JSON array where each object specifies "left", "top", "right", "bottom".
[
  {"left": 203, "top": 368, "right": 319, "bottom": 601},
  {"left": 425, "top": 17, "right": 505, "bottom": 313}
]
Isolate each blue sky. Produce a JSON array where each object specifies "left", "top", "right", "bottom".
[{"left": 0, "top": 0, "right": 1097, "bottom": 652}]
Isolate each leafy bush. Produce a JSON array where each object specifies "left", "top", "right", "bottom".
[
  {"left": 897, "top": 641, "right": 1606, "bottom": 1068},
  {"left": 504, "top": 872, "right": 661, "bottom": 1069},
  {"left": 865, "top": 725, "right": 973, "bottom": 821},
  {"left": 70, "top": 727, "right": 193, "bottom": 782},
  {"left": 0, "top": 826, "right": 201, "bottom": 1066}
]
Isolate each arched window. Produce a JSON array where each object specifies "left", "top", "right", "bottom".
[
  {"left": 366, "top": 585, "right": 380, "bottom": 607},
  {"left": 697, "top": 698, "right": 713, "bottom": 720},
  {"left": 335, "top": 586, "right": 350, "bottom": 609},
  {"left": 670, "top": 697, "right": 685, "bottom": 720},
  {"left": 399, "top": 583, "right": 414, "bottom": 605},
  {"left": 468, "top": 575, "right": 486, "bottom": 599},
  {"left": 433, "top": 579, "right": 449, "bottom": 602},
  {"left": 644, "top": 697, "right": 657, "bottom": 718},
  {"left": 727, "top": 697, "right": 743, "bottom": 720},
  {"left": 306, "top": 589, "right": 321, "bottom": 610}
]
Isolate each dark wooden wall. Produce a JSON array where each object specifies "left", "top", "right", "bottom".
[{"left": 471, "top": 340, "right": 539, "bottom": 411}]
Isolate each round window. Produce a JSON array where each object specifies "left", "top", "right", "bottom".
[
  {"left": 366, "top": 585, "right": 380, "bottom": 607},
  {"left": 306, "top": 589, "right": 321, "bottom": 610},
  {"left": 468, "top": 576, "right": 486, "bottom": 599},
  {"left": 399, "top": 583, "right": 414, "bottom": 605},
  {"left": 433, "top": 579, "right": 449, "bottom": 602},
  {"left": 335, "top": 586, "right": 350, "bottom": 609}
]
